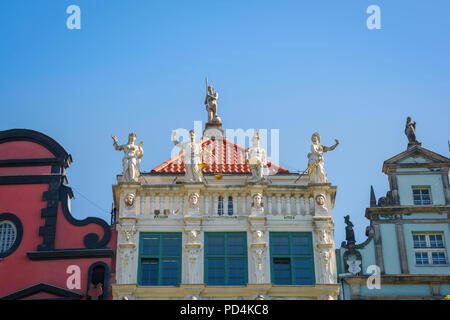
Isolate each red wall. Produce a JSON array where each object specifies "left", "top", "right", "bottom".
[{"left": 0, "top": 136, "right": 117, "bottom": 299}]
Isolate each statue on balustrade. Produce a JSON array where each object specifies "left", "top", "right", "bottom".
[
  {"left": 112, "top": 133, "right": 144, "bottom": 182},
  {"left": 246, "top": 129, "right": 268, "bottom": 183},
  {"left": 307, "top": 132, "right": 339, "bottom": 184},
  {"left": 173, "top": 130, "right": 205, "bottom": 182}
]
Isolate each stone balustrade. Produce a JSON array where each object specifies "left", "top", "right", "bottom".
[{"left": 121, "top": 189, "right": 320, "bottom": 218}]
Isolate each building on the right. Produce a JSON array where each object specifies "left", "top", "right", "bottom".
[{"left": 336, "top": 117, "right": 450, "bottom": 300}]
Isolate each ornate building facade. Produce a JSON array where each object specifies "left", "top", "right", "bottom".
[
  {"left": 337, "top": 119, "right": 450, "bottom": 299},
  {"left": 111, "top": 85, "right": 341, "bottom": 299},
  {"left": 0, "top": 129, "right": 117, "bottom": 300}
]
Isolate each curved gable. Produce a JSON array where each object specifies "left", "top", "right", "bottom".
[{"left": 0, "top": 129, "right": 72, "bottom": 166}]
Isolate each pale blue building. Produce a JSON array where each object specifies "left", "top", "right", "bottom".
[{"left": 337, "top": 120, "right": 450, "bottom": 299}]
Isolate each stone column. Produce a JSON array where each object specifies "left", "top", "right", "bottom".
[
  {"left": 313, "top": 217, "right": 336, "bottom": 285},
  {"left": 183, "top": 216, "right": 202, "bottom": 284},
  {"left": 285, "top": 193, "right": 291, "bottom": 216},
  {"left": 117, "top": 217, "right": 138, "bottom": 285},
  {"left": 276, "top": 194, "right": 282, "bottom": 215},
  {"left": 248, "top": 216, "right": 268, "bottom": 285},
  {"left": 150, "top": 193, "right": 155, "bottom": 216},
  {"left": 204, "top": 192, "right": 210, "bottom": 216}
]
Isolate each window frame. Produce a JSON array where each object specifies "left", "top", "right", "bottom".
[
  {"left": 412, "top": 233, "right": 448, "bottom": 266},
  {"left": 411, "top": 186, "right": 432, "bottom": 205},
  {"left": 269, "top": 232, "right": 315, "bottom": 285},
  {"left": 227, "top": 196, "right": 234, "bottom": 216},
  {"left": 0, "top": 213, "right": 23, "bottom": 259},
  {"left": 138, "top": 232, "right": 182, "bottom": 286},
  {"left": 204, "top": 232, "right": 248, "bottom": 286},
  {"left": 217, "top": 196, "right": 224, "bottom": 216}
]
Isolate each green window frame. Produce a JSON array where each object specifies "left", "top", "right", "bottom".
[
  {"left": 138, "top": 232, "right": 182, "bottom": 286},
  {"left": 204, "top": 232, "right": 248, "bottom": 286},
  {"left": 270, "top": 232, "right": 315, "bottom": 285}
]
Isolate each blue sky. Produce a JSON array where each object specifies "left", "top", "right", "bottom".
[{"left": 1, "top": 0, "right": 449, "bottom": 246}]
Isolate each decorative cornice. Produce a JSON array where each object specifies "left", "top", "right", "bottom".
[
  {"left": 366, "top": 205, "right": 450, "bottom": 218},
  {"left": 27, "top": 248, "right": 114, "bottom": 260}
]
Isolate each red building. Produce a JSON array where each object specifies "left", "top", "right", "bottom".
[{"left": 0, "top": 129, "right": 117, "bottom": 300}]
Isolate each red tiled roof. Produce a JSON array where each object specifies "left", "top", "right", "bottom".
[{"left": 151, "top": 137, "right": 289, "bottom": 175}]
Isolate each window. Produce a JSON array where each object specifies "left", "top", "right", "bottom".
[
  {"left": 270, "top": 233, "right": 315, "bottom": 285},
  {"left": 412, "top": 187, "right": 432, "bottom": 205},
  {"left": 413, "top": 233, "right": 447, "bottom": 265},
  {"left": 139, "top": 233, "right": 182, "bottom": 285},
  {"left": 205, "top": 233, "right": 247, "bottom": 285},
  {"left": 86, "top": 262, "right": 109, "bottom": 300},
  {"left": 218, "top": 196, "right": 224, "bottom": 216},
  {"left": 0, "top": 221, "right": 17, "bottom": 254},
  {"left": 217, "top": 196, "right": 234, "bottom": 216},
  {"left": 228, "top": 196, "right": 234, "bottom": 216},
  {"left": 0, "top": 213, "right": 23, "bottom": 259}
]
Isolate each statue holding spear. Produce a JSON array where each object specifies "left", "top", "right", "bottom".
[{"left": 204, "top": 77, "right": 221, "bottom": 124}]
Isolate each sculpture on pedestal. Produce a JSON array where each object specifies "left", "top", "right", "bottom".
[
  {"left": 307, "top": 132, "right": 339, "bottom": 183},
  {"left": 344, "top": 215, "right": 356, "bottom": 245},
  {"left": 405, "top": 117, "right": 420, "bottom": 147},
  {"left": 173, "top": 130, "right": 205, "bottom": 182},
  {"left": 112, "top": 133, "right": 144, "bottom": 182},
  {"left": 245, "top": 129, "right": 268, "bottom": 182},
  {"left": 204, "top": 78, "right": 221, "bottom": 124}
]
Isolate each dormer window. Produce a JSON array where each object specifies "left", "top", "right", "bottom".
[{"left": 412, "top": 186, "right": 432, "bottom": 205}]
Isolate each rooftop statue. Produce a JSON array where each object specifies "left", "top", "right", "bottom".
[
  {"left": 245, "top": 129, "right": 268, "bottom": 182},
  {"left": 344, "top": 215, "right": 356, "bottom": 246},
  {"left": 172, "top": 129, "right": 205, "bottom": 182},
  {"left": 307, "top": 132, "right": 339, "bottom": 183},
  {"left": 112, "top": 133, "right": 143, "bottom": 182},
  {"left": 405, "top": 116, "right": 420, "bottom": 147},
  {"left": 204, "top": 78, "right": 221, "bottom": 124}
]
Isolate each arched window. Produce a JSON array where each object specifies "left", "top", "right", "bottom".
[
  {"left": 86, "top": 262, "right": 109, "bottom": 300},
  {"left": 227, "top": 196, "right": 234, "bottom": 216},
  {"left": 218, "top": 196, "right": 224, "bottom": 216}
]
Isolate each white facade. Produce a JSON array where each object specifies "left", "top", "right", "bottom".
[{"left": 112, "top": 169, "right": 340, "bottom": 299}]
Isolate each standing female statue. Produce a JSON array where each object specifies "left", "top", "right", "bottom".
[
  {"left": 245, "top": 129, "right": 268, "bottom": 182},
  {"left": 112, "top": 133, "right": 144, "bottom": 182},
  {"left": 307, "top": 132, "right": 339, "bottom": 183},
  {"left": 405, "top": 117, "right": 419, "bottom": 146}
]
